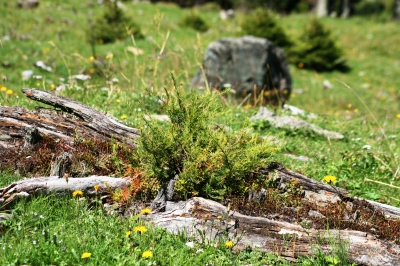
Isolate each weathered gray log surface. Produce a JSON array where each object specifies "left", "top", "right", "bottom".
[
  {"left": 145, "top": 197, "right": 400, "bottom": 266},
  {"left": 1, "top": 167, "right": 400, "bottom": 265},
  {"left": 0, "top": 88, "right": 139, "bottom": 152},
  {"left": 0, "top": 176, "right": 130, "bottom": 210}
]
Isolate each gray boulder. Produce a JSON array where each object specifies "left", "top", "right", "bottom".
[{"left": 191, "top": 36, "right": 292, "bottom": 105}]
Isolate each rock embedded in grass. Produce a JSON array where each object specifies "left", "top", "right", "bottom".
[{"left": 191, "top": 36, "right": 292, "bottom": 106}]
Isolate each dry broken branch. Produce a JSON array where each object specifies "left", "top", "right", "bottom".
[{"left": 0, "top": 88, "right": 139, "bottom": 153}]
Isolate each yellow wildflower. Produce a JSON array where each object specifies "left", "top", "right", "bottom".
[
  {"left": 6, "top": 89, "right": 13, "bottom": 95},
  {"left": 81, "top": 252, "right": 91, "bottom": 259},
  {"left": 116, "top": 99, "right": 121, "bottom": 103},
  {"left": 323, "top": 175, "right": 337, "bottom": 184},
  {"left": 142, "top": 250, "right": 153, "bottom": 258},
  {"left": 354, "top": 109, "right": 359, "bottom": 113},
  {"left": 217, "top": 215, "right": 222, "bottom": 219},
  {"left": 50, "top": 84, "right": 55, "bottom": 89},
  {"left": 37, "top": 82, "right": 41, "bottom": 87},
  {"left": 89, "top": 68, "right": 95, "bottom": 74},
  {"left": 89, "top": 56, "right": 95, "bottom": 61},
  {"left": 243, "top": 104, "right": 252, "bottom": 109},
  {"left": 106, "top": 54, "right": 113, "bottom": 59},
  {"left": 133, "top": 225, "right": 147, "bottom": 233},
  {"left": 140, "top": 208, "right": 152, "bottom": 215},
  {"left": 72, "top": 190, "right": 84, "bottom": 197},
  {"left": 225, "top": 241, "right": 234, "bottom": 248},
  {"left": 126, "top": 231, "right": 131, "bottom": 237},
  {"left": 120, "top": 115, "right": 127, "bottom": 119},
  {"left": 0, "top": 86, "right": 6, "bottom": 92},
  {"left": 94, "top": 185, "right": 100, "bottom": 192},
  {"left": 396, "top": 114, "right": 400, "bottom": 119}
]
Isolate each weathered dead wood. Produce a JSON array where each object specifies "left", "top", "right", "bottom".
[
  {"left": 0, "top": 88, "right": 139, "bottom": 152},
  {"left": 0, "top": 176, "right": 130, "bottom": 210},
  {"left": 145, "top": 197, "right": 400, "bottom": 266},
  {"left": 1, "top": 167, "right": 400, "bottom": 265},
  {"left": 263, "top": 162, "right": 348, "bottom": 195}
]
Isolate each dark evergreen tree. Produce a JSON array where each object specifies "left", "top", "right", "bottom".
[
  {"left": 240, "top": 8, "right": 292, "bottom": 48},
  {"left": 290, "top": 18, "right": 347, "bottom": 72}
]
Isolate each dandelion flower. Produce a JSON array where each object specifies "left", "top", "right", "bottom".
[
  {"left": 81, "top": 252, "right": 91, "bottom": 259},
  {"left": 72, "top": 190, "right": 84, "bottom": 197},
  {"left": 116, "top": 99, "right": 121, "bottom": 103},
  {"left": 50, "top": 84, "right": 55, "bottom": 89},
  {"left": 217, "top": 215, "right": 222, "bottom": 219},
  {"left": 133, "top": 225, "right": 147, "bottom": 233},
  {"left": 396, "top": 114, "right": 400, "bottom": 119},
  {"left": 89, "top": 56, "right": 95, "bottom": 61},
  {"left": 225, "top": 241, "right": 234, "bottom": 248},
  {"left": 120, "top": 115, "right": 127, "bottom": 119},
  {"left": 6, "top": 89, "right": 13, "bottom": 95},
  {"left": 0, "top": 86, "right": 6, "bottom": 92},
  {"left": 126, "top": 231, "right": 131, "bottom": 237},
  {"left": 142, "top": 250, "right": 152, "bottom": 258},
  {"left": 94, "top": 185, "right": 100, "bottom": 192},
  {"left": 323, "top": 175, "right": 337, "bottom": 184},
  {"left": 140, "top": 208, "right": 152, "bottom": 215}
]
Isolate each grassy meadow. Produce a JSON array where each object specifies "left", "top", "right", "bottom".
[{"left": 0, "top": 0, "right": 399, "bottom": 264}]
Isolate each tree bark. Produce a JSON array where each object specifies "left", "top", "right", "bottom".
[
  {"left": 0, "top": 176, "right": 130, "bottom": 210},
  {"left": 145, "top": 197, "right": 400, "bottom": 266},
  {"left": 0, "top": 88, "right": 139, "bottom": 153},
  {"left": 341, "top": 0, "right": 351, "bottom": 18},
  {"left": 1, "top": 165, "right": 400, "bottom": 265},
  {"left": 394, "top": 0, "right": 400, "bottom": 20},
  {"left": 316, "top": 0, "right": 328, "bottom": 17}
]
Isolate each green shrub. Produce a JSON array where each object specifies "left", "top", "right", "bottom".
[
  {"left": 290, "top": 18, "right": 346, "bottom": 72},
  {"left": 90, "top": 2, "right": 143, "bottom": 44},
  {"left": 240, "top": 8, "right": 292, "bottom": 48},
  {"left": 133, "top": 79, "right": 277, "bottom": 200},
  {"left": 354, "top": 0, "right": 385, "bottom": 16},
  {"left": 180, "top": 13, "right": 209, "bottom": 32}
]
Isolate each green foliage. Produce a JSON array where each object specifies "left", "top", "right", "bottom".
[
  {"left": 290, "top": 18, "right": 346, "bottom": 71},
  {"left": 240, "top": 8, "right": 292, "bottom": 48},
  {"left": 133, "top": 81, "right": 277, "bottom": 200},
  {"left": 298, "top": 233, "right": 357, "bottom": 266},
  {"left": 90, "top": 2, "right": 143, "bottom": 44},
  {"left": 0, "top": 195, "right": 291, "bottom": 265},
  {"left": 354, "top": 0, "right": 386, "bottom": 16},
  {"left": 180, "top": 13, "right": 209, "bottom": 32}
]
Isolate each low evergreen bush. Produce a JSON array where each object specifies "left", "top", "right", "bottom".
[
  {"left": 290, "top": 18, "right": 346, "bottom": 72},
  {"left": 240, "top": 8, "right": 292, "bottom": 48},
  {"left": 354, "top": 0, "right": 385, "bottom": 16},
  {"left": 180, "top": 13, "right": 209, "bottom": 32},
  {"left": 90, "top": 2, "right": 143, "bottom": 44},
  {"left": 133, "top": 78, "right": 277, "bottom": 200}
]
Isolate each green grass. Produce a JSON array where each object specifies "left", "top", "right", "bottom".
[
  {"left": 0, "top": 193, "right": 292, "bottom": 265},
  {"left": 0, "top": 0, "right": 399, "bottom": 264}
]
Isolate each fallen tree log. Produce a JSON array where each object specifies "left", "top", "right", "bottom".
[
  {"left": 145, "top": 197, "right": 400, "bottom": 266},
  {"left": 1, "top": 170, "right": 400, "bottom": 265},
  {"left": 1, "top": 89, "right": 400, "bottom": 265},
  {"left": 0, "top": 88, "right": 139, "bottom": 153},
  {"left": 0, "top": 176, "right": 130, "bottom": 210}
]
